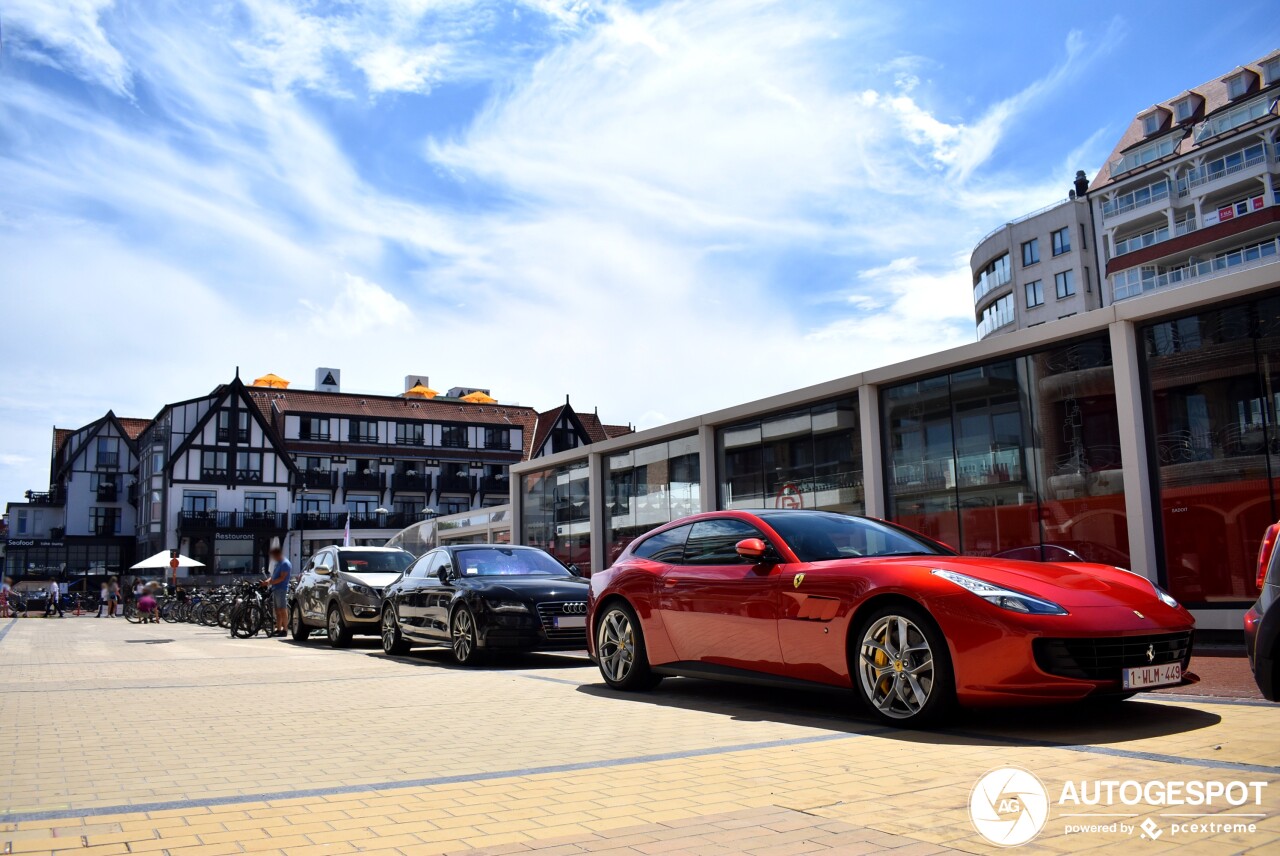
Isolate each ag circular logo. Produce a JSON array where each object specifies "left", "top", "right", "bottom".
[{"left": 969, "top": 766, "right": 1049, "bottom": 846}]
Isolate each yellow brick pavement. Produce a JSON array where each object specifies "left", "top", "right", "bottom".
[{"left": 1, "top": 616, "right": 1278, "bottom": 854}]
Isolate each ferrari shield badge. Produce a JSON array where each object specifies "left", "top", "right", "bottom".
[{"left": 793, "top": 573, "right": 805, "bottom": 589}]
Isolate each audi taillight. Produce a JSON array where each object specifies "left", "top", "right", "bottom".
[{"left": 1256, "top": 522, "right": 1280, "bottom": 590}]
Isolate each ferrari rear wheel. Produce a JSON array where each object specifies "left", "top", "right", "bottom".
[
  {"left": 596, "top": 602, "right": 662, "bottom": 691},
  {"left": 854, "top": 603, "right": 953, "bottom": 727}
]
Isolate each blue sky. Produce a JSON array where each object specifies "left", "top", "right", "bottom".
[{"left": 0, "top": 0, "right": 1275, "bottom": 504}]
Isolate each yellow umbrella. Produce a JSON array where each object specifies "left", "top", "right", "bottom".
[
  {"left": 253, "top": 373, "right": 290, "bottom": 389},
  {"left": 460, "top": 390, "right": 497, "bottom": 403},
  {"left": 405, "top": 383, "right": 439, "bottom": 398}
]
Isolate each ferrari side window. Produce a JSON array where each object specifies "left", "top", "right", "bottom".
[
  {"left": 632, "top": 524, "right": 693, "bottom": 564},
  {"left": 683, "top": 519, "right": 767, "bottom": 565}
]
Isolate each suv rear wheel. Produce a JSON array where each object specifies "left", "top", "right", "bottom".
[{"left": 290, "top": 605, "right": 310, "bottom": 642}]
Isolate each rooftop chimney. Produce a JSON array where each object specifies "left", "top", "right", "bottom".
[
  {"left": 315, "top": 367, "right": 341, "bottom": 393},
  {"left": 404, "top": 375, "right": 430, "bottom": 393},
  {"left": 1073, "top": 170, "right": 1089, "bottom": 198}
]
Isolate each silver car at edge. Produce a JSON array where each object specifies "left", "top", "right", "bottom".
[{"left": 290, "top": 546, "right": 415, "bottom": 648}]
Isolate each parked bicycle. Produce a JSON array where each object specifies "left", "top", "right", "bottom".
[{"left": 228, "top": 582, "right": 276, "bottom": 638}]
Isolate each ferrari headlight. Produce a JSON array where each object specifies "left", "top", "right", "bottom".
[
  {"left": 932, "top": 570, "right": 1068, "bottom": 615},
  {"left": 485, "top": 599, "right": 528, "bottom": 613},
  {"left": 1154, "top": 585, "right": 1179, "bottom": 609}
]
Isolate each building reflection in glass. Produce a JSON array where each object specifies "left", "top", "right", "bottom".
[
  {"left": 519, "top": 460, "right": 591, "bottom": 572},
  {"left": 881, "top": 337, "right": 1128, "bottom": 564},
  {"left": 605, "top": 436, "right": 701, "bottom": 564},
  {"left": 1143, "top": 296, "right": 1280, "bottom": 604},
  {"left": 717, "top": 397, "right": 863, "bottom": 514}
]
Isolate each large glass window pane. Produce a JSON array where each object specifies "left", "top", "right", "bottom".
[
  {"left": 1143, "top": 298, "right": 1279, "bottom": 603},
  {"left": 717, "top": 397, "right": 861, "bottom": 514},
  {"left": 520, "top": 460, "right": 596, "bottom": 572},
  {"left": 884, "top": 338, "right": 1126, "bottom": 560},
  {"left": 883, "top": 377, "right": 959, "bottom": 547},
  {"left": 1025, "top": 339, "right": 1129, "bottom": 567},
  {"left": 605, "top": 436, "right": 702, "bottom": 563}
]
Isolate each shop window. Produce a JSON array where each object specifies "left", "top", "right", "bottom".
[
  {"left": 882, "top": 338, "right": 1127, "bottom": 563},
  {"left": 606, "top": 436, "right": 702, "bottom": 561}
]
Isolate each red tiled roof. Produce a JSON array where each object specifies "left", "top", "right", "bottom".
[
  {"left": 602, "top": 424, "right": 634, "bottom": 439},
  {"left": 248, "top": 388, "right": 542, "bottom": 459},
  {"left": 117, "top": 418, "right": 152, "bottom": 440},
  {"left": 52, "top": 428, "right": 73, "bottom": 456},
  {"left": 1091, "top": 50, "right": 1280, "bottom": 192},
  {"left": 529, "top": 404, "right": 634, "bottom": 456}
]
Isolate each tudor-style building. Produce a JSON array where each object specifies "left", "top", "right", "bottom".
[
  {"left": 3, "top": 371, "right": 634, "bottom": 581},
  {"left": 3, "top": 411, "right": 147, "bottom": 581},
  {"left": 134, "top": 376, "right": 295, "bottom": 575}
]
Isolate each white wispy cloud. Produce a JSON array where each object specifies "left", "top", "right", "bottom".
[
  {"left": 1, "top": 0, "right": 131, "bottom": 95},
  {"left": 0, "top": 0, "right": 1119, "bottom": 501}
]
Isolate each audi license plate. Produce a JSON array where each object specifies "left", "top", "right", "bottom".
[
  {"left": 1122, "top": 662, "right": 1181, "bottom": 689},
  {"left": 554, "top": 615, "right": 586, "bottom": 629}
]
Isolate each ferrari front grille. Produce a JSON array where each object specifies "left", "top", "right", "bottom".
[{"left": 1033, "top": 632, "right": 1193, "bottom": 680}]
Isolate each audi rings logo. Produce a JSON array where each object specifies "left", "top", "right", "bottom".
[
  {"left": 560, "top": 602, "right": 588, "bottom": 615},
  {"left": 969, "top": 767, "right": 1050, "bottom": 847}
]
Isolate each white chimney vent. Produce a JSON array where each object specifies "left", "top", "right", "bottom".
[
  {"left": 315, "top": 368, "right": 341, "bottom": 393},
  {"left": 405, "top": 375, "right": 430, "bottom": 392}
]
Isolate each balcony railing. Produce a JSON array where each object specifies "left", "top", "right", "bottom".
[
  {"left": 478, "top": 475, "right": 509, "bottom": 495},
  {"left": 438, "top": 473, "right": 474, "bottom": 494},
  {"left": 235, "top": 469, "right": 263, "bottom": 484},
  {"left": 96, "top": 453, "right": 120, "bottom": 469},
  {"left": 441, "top": 436, "right": 469, "bottom": 449},
  {"left": 348, "top": 432, "right": 379, "bottom": 444},
  {"left": 976, "top": 295, "right": 1015, "bottom": 339},
  {"left": 93, "top": 522, "right": 121, "bottom": 537},
  {"left": 299, "top": 430, "right": 331, "bottom": 441},
  {"left": 1193, "top": 95, "right": 1276, "bottom": 143},
  {"left": 294, "top": 512, "right": 347, "bottom": 529},
  {"left": 1112, "top": 236, "right": 1280, "bottom": 302},
  {"left": 216, "top": 428, "right": 249, "bottom": 443},
  {"left": 96, "top": 484, "right": 118, "bottom": 502},
  {"left": 1177, "top": 146, "right": 1269, "bottom": 195},
  {"left": 344, "top": 471, "right": 384, "bottom": 491},
  {"left": 127, "top": 483, "right": 139, "bottom": 506},
  {"left": 296, "top": 470, "right": 338, "bottom": 490},
  {"left": 1101, "top": 182, "right": 1170, "bottom": 220},
  {"left": 24, "top": 488, "right": 66, "bottom": 506},
  {"left": 200, "top": 468, "right": 228, "bottom": 481},
  {"left": 391, "top": 472, "right": 431, "bottom": 493},
  {"left": 178, "top": 511, "right": 289, "bottom": 531}
]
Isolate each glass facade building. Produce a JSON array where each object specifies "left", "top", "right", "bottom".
[
  {"left": 514, "top": 283, "right": 1280, "bottom": 625},
  {"left": 881, "top": 337, "right": 1127, "bottom": 561}
]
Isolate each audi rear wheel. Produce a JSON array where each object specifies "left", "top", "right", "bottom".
[
  {"left": 595, "top": 601, "right": 662, "bottom": 691},
  {"left": 382, "top": 607, "right": 409, "bottom": 656}
]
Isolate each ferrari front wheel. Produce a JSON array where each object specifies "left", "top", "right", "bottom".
[{"left": 853, "top": 603, "right": 953, "bottom": 727}]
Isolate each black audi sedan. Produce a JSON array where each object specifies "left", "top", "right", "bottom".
[{"left": 380, "top": 544, "right": 589, "bottom": 664}]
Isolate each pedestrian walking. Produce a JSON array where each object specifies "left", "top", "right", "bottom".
[
  {"left": 263, "top": 546, "right": 292, "bottom": 637},
  {"left": 0, "top": 577, "right": 11, "bottom": 618},
  {"left": 108, "top": 577, "right": 120, "bottom": 617},
  {"left": 45, "top": 579, "right": 64, "bottom": 618},
  {"left": 97, "top": 581, "right": 110, "bottom": 617}
]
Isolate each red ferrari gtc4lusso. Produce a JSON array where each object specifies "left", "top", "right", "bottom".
[{"left": 586, "top": 510, "right": 1195, "bottom": 726}]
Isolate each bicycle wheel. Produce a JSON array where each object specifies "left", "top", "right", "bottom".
[
  {"left": 124, "top": 603, "right": 142, "bottom": 624},
  {"left": 230, "top": 604, "right": 262, "bottom": 638},
  {"left": 217, "top": 604, "right": 232, "bottom": 629},
  {"left": 162, "top": 602, "right": 179, "bottom": 623}
]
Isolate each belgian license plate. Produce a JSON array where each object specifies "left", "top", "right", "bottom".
[
  {"left": 554, "top": 615, "right": 586, "bottom": 629},
  {"left": 1123, "top": 662, "right": 1181, "bottom": 689}
]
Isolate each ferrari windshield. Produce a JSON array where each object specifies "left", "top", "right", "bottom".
[
  {"left": 336, "top": 550, "right": 414, "bottom": 574},
  {"left": 454, "top": 547, "right": 570, "bottom": 577},
  {"left": 760, "top": 512, "right": 953, "bottom": 562}
]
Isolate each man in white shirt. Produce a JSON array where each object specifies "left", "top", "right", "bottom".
[{"left": 46, "top": 579, "right": 64, "bottom": 618}]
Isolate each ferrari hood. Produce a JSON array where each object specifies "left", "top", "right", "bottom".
[{"left": 911, "top": 556, "right": 1164, "bottom": 609}]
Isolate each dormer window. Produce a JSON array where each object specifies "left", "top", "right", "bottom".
[
  {"left": 1227, "top": 72, "right": 1250, "bottom": 100},
  {"left": 1142, "top": 113, "right": 1162, "bottom": 136},
  {"left": 1263, "top": 57, "right": 1280, "bottom": 87},
  {"left": 1172, "top": 96, "right": 1196, "bottom": 123}
]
